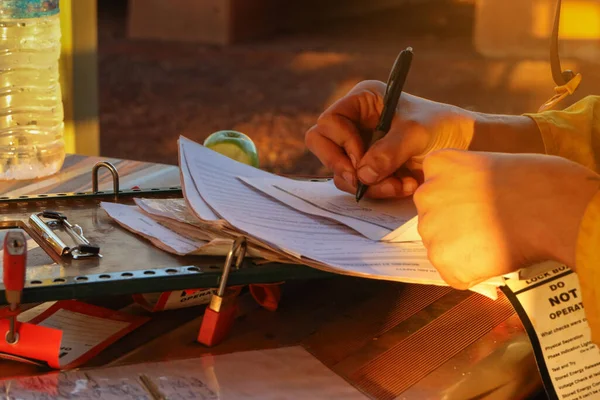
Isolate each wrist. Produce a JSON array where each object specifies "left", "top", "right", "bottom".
[
  {"left": 468, "top": 112, "right": 545, "bottom": 154},
  {"left": 408, "top": 104, "right": 476, "bottom": 166}
]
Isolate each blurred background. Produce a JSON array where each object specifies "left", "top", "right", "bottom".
[{"left": 86, "top": 0, "right": 600, "bottom": 175}]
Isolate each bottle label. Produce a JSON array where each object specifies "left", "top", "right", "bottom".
[{"left": 1, "top": 0, "right": 59, "bottom": 19}]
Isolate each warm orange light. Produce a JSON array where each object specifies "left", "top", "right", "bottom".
[
  {"left": 505, "top": 60, "right": 579, "bottom": 92},
  {"left": 533, "top": 0, "right": 600, "bottom": 39},
  {"left": 289, "top": 52, "right": 350, "bottom": 72}
]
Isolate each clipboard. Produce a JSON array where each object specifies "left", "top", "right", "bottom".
[{"left": 0, "top": 162, "right": 331, "bottom": 306}]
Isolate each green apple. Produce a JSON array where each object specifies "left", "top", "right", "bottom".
[{"left": 203, "top": 130, "right": 259, "bottom": 168}]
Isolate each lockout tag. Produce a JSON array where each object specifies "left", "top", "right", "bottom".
[
  {"left": 502, "top": 265, "right": 600, "bottom": 400},
  {"left": 133, "top": 287, "right": 244, "bottom": 312},
  {"left": 133, "top": 289, "right": 217, "bottom": 312},
  {"left": 0, "top": 300, "right": 149, "bottom": 369}
]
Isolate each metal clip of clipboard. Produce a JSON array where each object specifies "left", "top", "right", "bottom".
[
  {"left": 29, "top": 210, "right": 101, "bottom": 259},
  {"left": 24, "top": 161, "right": 121, "bottom": 259}
]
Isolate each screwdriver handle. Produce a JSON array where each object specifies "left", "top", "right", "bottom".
[{"left": 3, "top": 231, "right": 27, "bottom": 306}]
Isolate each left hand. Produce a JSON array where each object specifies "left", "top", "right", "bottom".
[{"left": 414, "top": 149, "right": 600, "bottom": 289}]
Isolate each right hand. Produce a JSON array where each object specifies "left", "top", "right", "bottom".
[
  {"left": 413, "top": 149, "right": 600, "bottom": 289},
  {"left": 305, "top": 80, "right": 475, "bottom": 199}
]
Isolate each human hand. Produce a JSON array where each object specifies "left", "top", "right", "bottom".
[
  {"left": 414, "top": 150, "right": 600, "bottom": 289},
  {"left": 305, "top": 80, "right": 475, "bottom": 199}
]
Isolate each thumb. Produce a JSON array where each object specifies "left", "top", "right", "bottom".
[{"left": 356, "top": 132, "right": 418, "bottom": 185}]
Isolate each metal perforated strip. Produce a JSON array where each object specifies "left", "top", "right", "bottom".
[
  {"left": 374, "top": 285, "right": 454, "bottom": 336},
  {"left": 305, "top": 285, "right": 453, "bottom": 367},
  {"left": 350, "top": 293, "right": 515, "bottom": 399}
]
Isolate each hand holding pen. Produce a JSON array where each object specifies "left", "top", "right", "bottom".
[
  {"left": 305, "top": 47, "right": 435, "bottom": 201},
  {"left": 355, "top": 47, "right": 414, "bottom": 202}
]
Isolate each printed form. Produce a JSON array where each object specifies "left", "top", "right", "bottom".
[
  {"left": 178, "top": 140, "right": 222, "bottom": 222},
  {"left": 179, "top": 136, "right": 503, "bottom": 293},
  {"left": 8, "top": 300, "right": 149, "bottom": 369},
  {"left": 241, "top": 177, "right": 420, "bottom": 242}
]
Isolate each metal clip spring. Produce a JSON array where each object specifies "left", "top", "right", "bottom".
[{"left": 29, "top": 211, "right": 101, "bottom": 259}]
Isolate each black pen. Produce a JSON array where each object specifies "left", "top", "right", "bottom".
[{"left": 355, "top": 47, "right": 414, "bottom": 203}]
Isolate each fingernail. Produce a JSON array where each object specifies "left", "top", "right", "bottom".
[
  {"left": 380, "top": 183, "right": 398, "bottom": 197},
  {"left": 358, "top": 166, "right": 379, "bottom": 184},
  {"left": 349, "top": 154, "right": 358, "bottom": 169},
  {"left": 342, "top": 171, "right": 355, "bottom": 187},
  {"left": 403, "top": 181, "right": 417, "bottom": 195}
]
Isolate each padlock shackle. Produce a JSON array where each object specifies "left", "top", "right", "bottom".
[{"left": 217, "top": 237, "right": 247, "bottom": 297}]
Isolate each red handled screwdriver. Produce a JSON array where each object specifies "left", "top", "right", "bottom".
[{"left": 3, "top": 230, "right": 26, "bottom": 344}]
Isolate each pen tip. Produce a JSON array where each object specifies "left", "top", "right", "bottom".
[
  {"left": 355, "top": 183, "right": 365, "bottom": 203},
  {"left": 355, "top": 192, "right": 363, "bottom": 203}
]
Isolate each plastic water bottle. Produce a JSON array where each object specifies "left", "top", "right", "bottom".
[{"left": 0, "top": 0, "right": 65, "bottom": 180}]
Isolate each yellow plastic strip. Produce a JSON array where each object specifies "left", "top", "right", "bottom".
[{"left": 538, "top": 73, "right": 583, "bottom": 112}]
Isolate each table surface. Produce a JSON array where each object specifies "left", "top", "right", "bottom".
[
  {"left": 0, "top": 155, "right": 546, "bottom": 400},
  {"left": 0, "top": 154, "right": 181, "bottom": 197}
]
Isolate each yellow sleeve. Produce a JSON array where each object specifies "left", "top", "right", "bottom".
[
  {"left": 527, "top": 95, "right": 600, "bottom": 344},
  {"left": 576, "top": 192, "right": 600, "bottom": 345},
  {"left": 525, "top": 95, "right": 600, "bottom": 172}
]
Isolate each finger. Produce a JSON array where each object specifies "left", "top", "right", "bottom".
[
  {"left": 416, "top": 214, "right": 433, "bottom": 248},
  {"left": 333, "top": 173, "right": 356, "bottom": 195},
  {"left": 361, "top": 176, "right": 405, "bottom": 199},
  {"left": 357, "top": 123, "right": 425, "bottom": 186},
  {"left": 412, "top": 180, "right": 435, "bottom": 213},
  {"left": 333, "top": 80, "right": 387, "bottom": 132},
  {"left": 314, "top": 81, "right": 388, "bottom": 166},
  {"left": 314, "top": 113, "right": 365, "bottom": 169},
  {"left": 393, "top": 168, "right": 419, "bottom": 196},
  {"left": 305, "top": 125, "right": 355, "bottom": 179},
  {"left": 399, "top": 176, "right": 419, "bottom": 196}
]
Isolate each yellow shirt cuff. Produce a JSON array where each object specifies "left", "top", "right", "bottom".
[
  {"left": 524, "top": 97, "right": 598, "bottom": 170},
  {"left": 523, "top": 113, "right": 558, "bottom": 156},
  {"left": 576, "top": 190, "right": 600, "bottom": 345}
]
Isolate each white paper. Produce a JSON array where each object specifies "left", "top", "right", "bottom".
[
  {"left": 241, "top": 177, "right": 421, "bottom": 242},
  {"left": 241, "top": 177, "right": 397, "bottom": 241},
  {"left": 180, "top": 136, "right": 502, "bottom": 290},
  {"left": 276, "top": 179, "right": 414, "bottom": 227},
  {"left": 37, "top": 309, "right": 130, "bottom": 367},
  {"left": 162, "top": 289, "right": 213, "bottom": 309},
  {"left": 136, "top": 289, "right": 214, "bottom": 311},
  {"left": 101, "top": 202, "right": 213, "bottom": 256},
  {"left": 505, "top": 266, "right": 600, "bottom": 399},
  {"left": 179, "top": 139, "right": 222, "bottom": 222}
]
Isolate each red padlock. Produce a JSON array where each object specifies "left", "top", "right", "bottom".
[
  {"left": 197, "top": 237, "right": 246, "bottom": 347},
  {"left": 249, "top": 283, "right": 283, "bottom": 312}
]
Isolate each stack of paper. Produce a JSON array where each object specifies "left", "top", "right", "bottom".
[
  {"left": 175, "top": 136, "right": 506, "bottom": 298},
  {"left": 101, "top": 197, "right": 293, "bottom": 263},
  {"left": 100, "top": 136, "right": 506, "bottom": 298}
]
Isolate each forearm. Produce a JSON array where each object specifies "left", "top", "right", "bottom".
[{"left": 467, "top": 112, "right": 546, "bottom": 154}]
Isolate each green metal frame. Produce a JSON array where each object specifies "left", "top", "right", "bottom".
[{"left": 0, "top": 187, "right": 334, "bottom": 305}]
